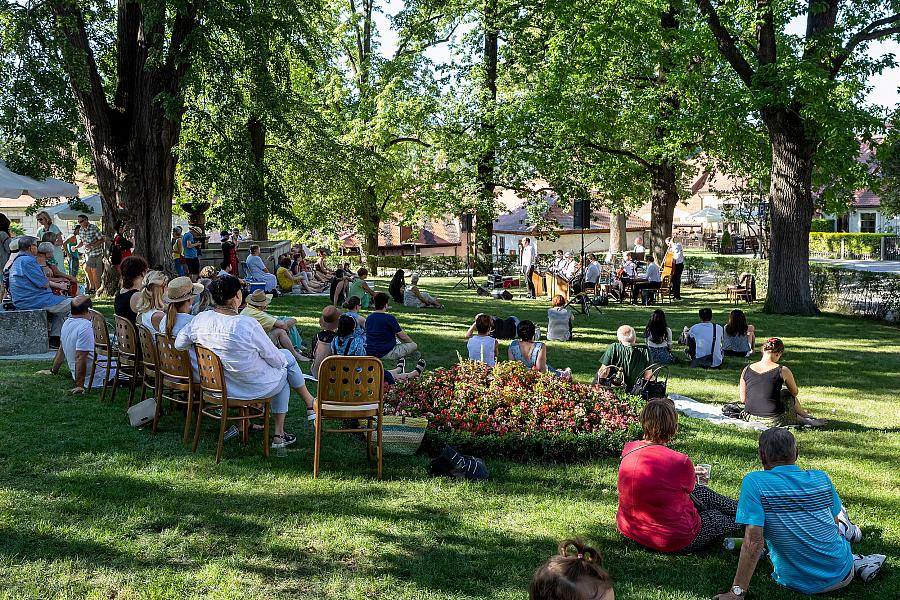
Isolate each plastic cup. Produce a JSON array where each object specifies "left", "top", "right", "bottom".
[{"left": 696, "top": 464, "right": 712, "bottom": 485}]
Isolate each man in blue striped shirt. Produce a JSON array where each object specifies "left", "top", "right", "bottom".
[{"left": 714, "top": 428, "right": 885, "bottom": 599}]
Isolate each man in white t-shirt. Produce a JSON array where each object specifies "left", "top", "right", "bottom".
[
  {"left": 520, "top": 237, "right": 538, "bottom": 299},
  {"left": 666, "top": 235, "right": 685, "bottom": 299},
  {"left": 687, "top": 307, "right": 724, "bottom": 368},
  {"left": 43, "top": 295, "right": 115, "bottom": 392}
]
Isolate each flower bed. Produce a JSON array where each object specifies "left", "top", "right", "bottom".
[{"left": 384, "top": 361, "right": 643, "bottom": 462}]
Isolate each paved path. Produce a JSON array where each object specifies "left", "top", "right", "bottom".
[{"left": 811, "top": 259, "right": 900, "bottom": 274}]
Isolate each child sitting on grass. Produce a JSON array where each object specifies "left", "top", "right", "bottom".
[{"left": 530, "top": 539, "right": 614, "bottom": 600}]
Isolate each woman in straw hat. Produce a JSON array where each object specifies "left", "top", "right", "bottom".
[
  {"left": 158, "top": 276, "right": 205, "bottom": 377},
  {"left": 240, "top": 289, "right": 308, "bottom": 364},
  {"left": 174, "top": 274, "right": 316, "bottom": 448}
]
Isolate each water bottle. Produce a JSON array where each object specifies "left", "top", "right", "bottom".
[
  {"left": 275, "top": 445, "right": 287, "bottom": 458},
  {"left": 724, "top": 537, "right": 743, "bottom": 551}
]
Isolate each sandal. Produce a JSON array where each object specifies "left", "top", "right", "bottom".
[
  {"left": 271, "top": 432, "right": 297, "bottom": 449},
  {"left": 414, "top": 359, "right": 427, "bottom": 374},
  {"left": 307, "top": 409, "right": 317, "bottom": 421}
]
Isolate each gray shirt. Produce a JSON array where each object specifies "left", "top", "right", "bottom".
[{"left": 546, "top": 307, "right": 573, "bottom": 341}]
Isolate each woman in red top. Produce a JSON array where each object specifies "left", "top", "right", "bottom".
[{"left": 617, "top": 399, "right": 740, "bottom": 552}]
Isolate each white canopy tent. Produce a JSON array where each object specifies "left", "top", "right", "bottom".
[
  {"left": 42, "top": 193, "right": 103, "bottom": 221},
  {"left": 688, "top": 207, "right": 724, "bottom": 223},
  {"left": 0, "top": 161, "right": 79, "bottom": 199}
]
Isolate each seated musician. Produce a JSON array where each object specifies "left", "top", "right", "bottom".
[
  {"left": 621, "top": 252, "right": 637, "bottom": 280},
  {"left": 549, "top": 250, "right": 565, "bottom": 275},
  {"left": 583, "top": 254, "right": 601, "bottom": 290},
  {"left": 562, "top": 251, "right": 578, "bottom": 280},
  {"left": 631, "top": 255, "right": 662, "bottom": 305}
]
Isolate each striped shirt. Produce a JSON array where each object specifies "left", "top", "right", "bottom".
[{"left": 736, "top": 465, "right": 852, "bottom": 594}]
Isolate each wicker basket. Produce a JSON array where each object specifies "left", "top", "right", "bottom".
[{"left": 378, "top": 416, "right": 428, "bottom": 455}]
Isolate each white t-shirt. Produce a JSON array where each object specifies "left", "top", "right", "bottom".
[
  {"left": 633, "top": 243, "right": 645, "bottom": 254},
  {"left": 688, "top": 322, "right": 724, "bottom": 367},
  {"left": 521, "top": 243, "right": 537, "bottom": 269},
  {"left": 645, "top": 262, "right": 661, "bottom": 283},
  {"left": 467, "top": 335, "right": 497, "bottom": 366},
  {"left": 584, "top": 261, "right": 601, "bottom": 284},
  {"left": 623, "top": 261, "right": 637, "bottom": 278},
  {"left": 175, "top": 310, "right": 288, "bottom": 399},
  {"left": 60, "top": 317, "right": 114, "bottom": 388},
  {"left": 563, "top": 260, "right": 578, "bottom": 279},
  {"left": 670, "top": 242, "right": 684, "bottom": 264}
]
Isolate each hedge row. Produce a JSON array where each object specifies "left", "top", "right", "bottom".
[
  {"left": 809, "top": 232, "right": 893, "bottom": 258},
  {"left": 810, "top": 265, "right": 900, "bottom": 321}
]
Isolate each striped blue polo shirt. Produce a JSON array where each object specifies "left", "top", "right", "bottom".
[{"left": 736, "top": 464, "right": 853, "bottom": 594}]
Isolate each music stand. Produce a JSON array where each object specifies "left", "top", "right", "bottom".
[{"left": 453, "top": 216, "right": 478, "bottom": 290}]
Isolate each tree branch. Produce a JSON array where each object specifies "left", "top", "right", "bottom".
[
  {"left": 695, "top": 0, "right": 756, "bottom": 87},
  {"left": 582, "top": 141, "right": 652, "bottom": 169},
  {"left": 831, "top": 13, "right": 900, "bottom": 77},
  {"left": 756, "top": 0, "right": 776, "bottom": 65},
  {"left": 382, "top": 136, "right": 432, "bottom": 150}
]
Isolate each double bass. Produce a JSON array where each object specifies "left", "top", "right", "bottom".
[{"left": 661, "top": 244, "right": 676, "bottom": 282}]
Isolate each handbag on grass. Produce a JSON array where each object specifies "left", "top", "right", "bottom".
[
  {"left": 127, "top": 397, "right": 156, "bottom": 427},
  {"left": 630, "top": 365, "right": 669, "bottom": 400}
]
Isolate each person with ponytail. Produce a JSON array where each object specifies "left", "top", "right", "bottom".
[
  {"left": 157, "top": 277, "right": 203, "bottom": 377},
  {"left": 130, "top": 270, "right": 169, "bottom": 332},
  {"left": 529, "top": 539, "right": 614, "bottom": 600}
]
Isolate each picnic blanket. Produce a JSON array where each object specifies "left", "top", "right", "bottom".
[{"left": 669, "top": 393, "right": 767, "bottom": 431}]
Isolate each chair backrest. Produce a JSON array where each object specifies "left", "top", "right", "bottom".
[
  {"left": 317, "top": 355, "right": 384, "bottom": 416},
  {"left": 89, "top": 309, "right": 111, "bottom": 349},
  {"left": 194, "top": 344, "right": 226, "bottom": 401},
  {"left": 660, "top": 275, "right": 671, "bottom": 291},
  {"left": 156, "top": 334, "right": 193, "bottom": 386},
  {"left": 137, "top": 324, "right": 158, "bottom": 371},
  {"left": 115, "top": 315, "right": 141, "bottom": 362}
]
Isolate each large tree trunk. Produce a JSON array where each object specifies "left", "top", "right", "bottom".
[
  {"left": 247, "top": 115, "right": 268, "bottom": 241},
  {"left": 474, "top": 0, "right": 499, "bottom": 275},
  {"left": 762, "top": 108, "right": 817, "bottom": 315},
  {"left": 648, "top": 161, "right": 679, "bottom": 262},
  {"left": 609, "top": 211, "right": 628, "bottom": 252},
  {"left": 359, "top": 187, "right": 381, "bottom": 260}
]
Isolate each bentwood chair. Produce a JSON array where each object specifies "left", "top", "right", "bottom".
[
  {"left": 314, "top": 356, "right": 385, "bottom": 480},
  {"left": 193, "top": 344, "right": 272, "bottom": 463},
  {"left": 112, "top": 316, "right": 142, "bottom": 407},
  {"left": 154, "top": 334, "right": 199, "bottom": 442},
  {"left": 137, "top": 324, "right": 160, "bottom": 407},
  {"left": 87, "top": 309, "right": 116, "bottom": 401},
  {"left": 654, "top": 276, "right": 674, "bottom": 304}
]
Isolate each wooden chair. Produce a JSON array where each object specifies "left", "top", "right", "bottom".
[
  {"left": 654, "top": 276, "right": 673, "bottom": 304},
  {"left": 314, "top": 355, "right": 385, "bottom": 480},
  {"left": 155, "top": 334, "right": 199, "bottom": 442},
  {"left": 137, "top": 325, "right": 159, "bottom": 406},
  {"left": 193, "top": 344, "right": 271, "bottom": 463},
  {"left": 87, "top": 309, "right": 116, "bottom": 401},
  {"left": 112, "top": 315, "right": 142, "bottom": 407}
]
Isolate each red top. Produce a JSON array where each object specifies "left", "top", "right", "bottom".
[{"left": 616, "top": 441, "right": 700, "bottom": 552}]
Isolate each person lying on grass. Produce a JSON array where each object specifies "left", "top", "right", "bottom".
[
  {"left": 530, "top": 539, "right": 614, "bottom": 600},
  {"left": 713, "top": 428, "right": 884, "bottom": 599},
  {"left": 738, "top": 337, "right": 826, "bottom": 428},
  {"left": 403, "top": 273, "right": 443, "bottom": 308},
  {"left": 618, "top": 399, "right": 740, "bottom": 553}
]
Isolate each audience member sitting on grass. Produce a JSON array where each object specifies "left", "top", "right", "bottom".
[
  {"left": 343, "top": 295, "right": 367, "bottom": 330},
  {"left": 311, "top": 305, "right": 341, "bottom": 378},
  {"left": 529, "top": 539, "right": 614, "bottom": 600},
  {"left": 348, "top": 267, "right": 375, "bottom": 308},
  {"left": 644, "top": 309, "right": 677, "bottom": 365},
  {"left": 175, "top": 274, "right": 317, "bottom": 448},
  {"left": 713, "top": 428, "right": 884, "bottom": 599},
  {"left": 388, "top": 269, "right": 406, "bottom": 303},
  {"left": 36, "top": 242, "right": 77, "bottom": 295},
  {"left": 240, "top": 289, "right": 308, "bottom": 364},
  {"left": 509, "top": 320, "right": 572, "bottom": 378},
  {"left": 546, "top": 294, "right": 573, "bottom": 341},
  {"left": 365, "top": 292, "right": 418, "bottom": 361},
  {"left": 595, "top": 325, "right": 651, "bottom": 388},
  {"left": 315, "top": 249, "right": 334, "bottom": 280},
  {"left": 465, "top": 313, "right": 499, "bottom": 366},
  {"left": 157, "top": 277, "right": 202, "bottom": 378},
  {"left": 43, "top": 295, "right": 115, "bottom": 393},
  {"left": 686, "top": 307, "right": 724, "bottom": 369},
  {"left": 245, "top": 244, "right": 278, "bottom": 292},
  {"left": 130, "top": 270, "right": 169, "bottom": 332},
  {"left": 403, "top": 273, "right": 443, "bottom": 308},
  {"left": 738, "top": 337, "right": 826, "bottom": 428},
  {"left": 723, "top": 309, "right": 756, "bottom": 357},
  {"left": 329, "top": 268, "right": 352, "bottom": 306},
  {"left": 618, "top": 399, "right": 740, "bottom": 553},
  {"left": 8, "top": 235, "right": 72, "bottom": 349},
  {"left": 330, "top": 313, "right": 367, "bottom": 357},
  {"left": 276, "top": 256, "right": 324, "bottom": 294},
  {"left": 114, "top": 255, "right": 148, "bottom": 325}
]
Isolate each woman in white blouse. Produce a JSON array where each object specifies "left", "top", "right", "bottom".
[
  {"left": 175, "top": 274, "right": 316, "bottom": 449},
  {"left": 644, "top": 309, "right": 677, "bottom": 364}
]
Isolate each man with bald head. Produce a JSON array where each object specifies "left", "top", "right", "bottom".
[
  {"left": 45, "top": 295, "right": 115, "bottom": 393},
  {"left": 595, "top": 324, "right": 652, "bottom": 388}
]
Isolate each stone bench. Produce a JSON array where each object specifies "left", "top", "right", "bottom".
[{"left": 0, "top": 309, "right": 49, "bottom": 356}]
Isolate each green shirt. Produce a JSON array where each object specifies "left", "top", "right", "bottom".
[{"left": 600, "top": 342, "right": 651, "bottom": 388}]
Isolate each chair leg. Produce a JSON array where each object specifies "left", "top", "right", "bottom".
[
  {"left": 109, "top": 365, "right": 121, "bottom": 403},
  {"left": 366, "top": 417, "right": 373, "bottom": 463},
  {"left": 151, "top": 386, "right": 163, "bottom": 434},
  {"left": 376, "top": 415, "right": 383, "bottom": 481},
  {"left": 192, "top": 399, "right": 204, "bottom": 453},
  {"left": 182, "top": 386, "right": 194, "bottom": 444},
  {"left": 262, "top": 401, "right": 270, "bottom": 458},
  {"left": 127, "top": 364, "right": 138, "bottom": 408},
  {"left": 215, "top": 402, "right": 228, "bottom": 464},
  {"left": 88, "top": 356, "right": 98, "bottom": 397},
  {"left": 313, "top": 410, "right": 322, "bottom": 478}
]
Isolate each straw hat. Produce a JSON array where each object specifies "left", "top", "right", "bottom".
[
  {"left": 246, "top": 289, "right": 273, "bottom": 308},
  {"left": 189, "top": 225, "right": 203, "bottom": 236},
  {"left": 320, "top": 305, "right": 341, "bottom": 330},
  {"left": 166, "top": 276, "right": 204, "bottom": 304}
]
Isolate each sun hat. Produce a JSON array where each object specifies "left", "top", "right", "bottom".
[
  {"left": 246, "top": 289, "right": 273, "bottom": 308},
  {"left": 166, "top": 276, "right": 204, "bottom": 303},
  {"left": 320, "top": 305, "right": 341, "bottom": 330},
  {"left": 189, "top": 225, "right": 203, "bottom": 236}
]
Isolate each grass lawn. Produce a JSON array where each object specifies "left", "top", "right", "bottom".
[{"left": 1, "top": 277, "right": 898, "bottom": 599}]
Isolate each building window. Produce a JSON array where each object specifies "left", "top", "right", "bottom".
[
  {"left": 498, "top": 237, "right": 505, "bottom": 254},
  {"left": 860, "top": 212, "right": 876, "bottom": 233}
]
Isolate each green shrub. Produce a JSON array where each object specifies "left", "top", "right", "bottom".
[
  {"left": 809, "top": 265, "right": 900, "bottom": 320},
  {"left": 810, "top": 219, "right": 834, "bottom": 232},
  {"left": 809, "top": 233, "right": 892, "bottom": 258}
]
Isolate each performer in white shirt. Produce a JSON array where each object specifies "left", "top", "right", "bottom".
[
  {"left": 631, "top": 256, "right": 662, "bottom": 304},
  {"left": 520, "top": 237, "right": 538, "bottom": 299},
  {"left": 633, "top": 237, "right": 646, "bottom": 255},
  {"left": 665, "top": 236, "right": 685, "bottom": 300},
  {"left": 549, "top": 249, "right": 565, "bottom": 274},
  {"left": 562, "top": 251, "right": 578, "bottom": 280}
]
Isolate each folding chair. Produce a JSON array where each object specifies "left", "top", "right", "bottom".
[
  {"left": 87, "top": 309, "right": 116, "bottom": 401},
  {"left": 193, "top": 344, "right": 271, "bottom": 463},
  {"left": 314, "top": 355, "right": 385, "bottom": 480},
  {"left": 155, "top": 334, "right": 199, "bottom": 442},
  {"left": 112, "top": 316, "right": 142, "bottom": 407}
]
